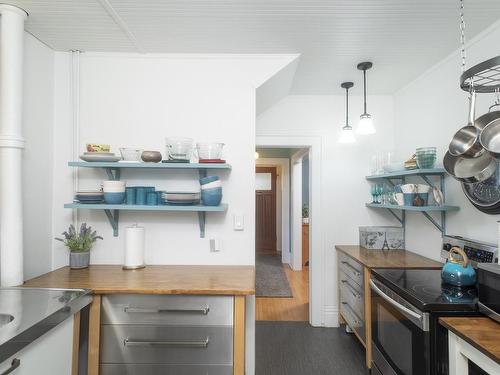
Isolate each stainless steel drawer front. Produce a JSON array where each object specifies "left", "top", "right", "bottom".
[
  {"left": 102, "top": 295, "right": 233, "bottom": 326},
  {"left": 100, "top": 325, "right": 233, "bottom": 365},
  {"left": 100, "top": 364, "right": 233, "bottom": 375},
  {"left": 338, "top": 253, "right": 364, "bottom": 287},
  {"left": 341, "top": 301, "right": 365, "bottom": 341},
  {"left": 340, "top": 272, "right": 364, "bottom": 319}
]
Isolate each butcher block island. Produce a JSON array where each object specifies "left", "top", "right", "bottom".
[{"left": 24, "top": 265, "right": 255, "bottom": 375}]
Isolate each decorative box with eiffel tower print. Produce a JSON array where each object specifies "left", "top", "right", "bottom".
[{"left": 359, "top": 226, "right": 404, "bottom": 250}]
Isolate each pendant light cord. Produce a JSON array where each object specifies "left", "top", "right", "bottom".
[
  {"left": 345, "top": 86, "right": 349, "bottom": 126},
  {"left": 363, "top": 69, "right": 367, "bottom": 114}
]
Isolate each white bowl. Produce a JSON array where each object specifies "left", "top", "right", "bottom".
[
  {"left": 383, "top": 162, "right": 405, "bottom": 173},
  {"left": 401, "top": 184, "right": 417, "bottom": 193},
  {"left": 201, "top": 180, "right": 222, "bottom": 190},
  {"left": 103, "top": 180, "right": 126, "bottom": 186},
  {"left": 119, "top": 148, "right": 143, "bottom": 161}
]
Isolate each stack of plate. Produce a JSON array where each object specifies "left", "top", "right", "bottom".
[
  {"left": 80, "top": 152, "right": 121, "bottom": 162},
  {"left": 74, "top": 191, "right": 104, "bottom": 204},
  {"left": 161, "top": 191, "right": 200, "bottom": 205}
]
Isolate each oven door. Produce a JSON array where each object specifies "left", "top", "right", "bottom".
[{"left": 370, "top": 278, "right": 431, "bottom": 375}]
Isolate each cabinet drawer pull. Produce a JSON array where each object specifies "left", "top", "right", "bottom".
[
  {"left": 1, "top": 359, "right": 20, "bottom": 375},
  {"left": 341, "top": 280, "right": 361, "bottom": 298},
  {"left": 124, "top": 306, "right": 210, "bottom": 315},
  {"left": 340, "top": 261, "right": 361, "bottom": 277},
  {"left": 124, "top": 337, "right": 210, "bottom": 348}
]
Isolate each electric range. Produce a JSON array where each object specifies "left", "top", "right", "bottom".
[{"left": 370, "top": 268, "right": 481, "bottom": 375}]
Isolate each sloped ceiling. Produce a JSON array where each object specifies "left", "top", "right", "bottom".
[{"left": 10, "top": 0, "right": 500, "bottom": 94}]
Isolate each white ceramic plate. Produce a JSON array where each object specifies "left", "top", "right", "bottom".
[{"left": 80, "top": 154, "right": 122, "bottom": 162}]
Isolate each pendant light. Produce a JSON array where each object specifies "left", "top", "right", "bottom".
[
  {"left": 339, "top": 82, "right": 356, "bottom": 144},
  {"left": 357, "top": 61, "right": 376, "bottom": 135}
]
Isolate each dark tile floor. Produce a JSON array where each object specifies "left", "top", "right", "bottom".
[{"left": 256, "top": 321, "right": 366, "bottom": 375}]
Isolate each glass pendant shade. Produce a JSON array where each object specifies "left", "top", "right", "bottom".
[
  {"left": 357, "top": 113, "right": 376, "bottom": 134},
  {"left": 339, "top": 125, "right": 356, "bottom": 144}
]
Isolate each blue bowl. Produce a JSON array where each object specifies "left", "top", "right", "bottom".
[
  {"left": 200, "top": 176, "right": 219, "bottom": 185},
  {"left": 403, "top": 193, "right": 415, "bottom": 206},
  {"left": 104, "top": 192, "right": 125, "bottom": 204},
  {"left": 201, "top": 187, "right": 222, "bottom": 206}
]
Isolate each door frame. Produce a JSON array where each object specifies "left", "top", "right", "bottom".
[
  {"left": 255, "top": 166, "right": 277, "bottom": 254},
  {"left": 255, "top": 134, "right": 323, "bottom": 327},
  {"left": 256, "top": 158, "right": 290, "bottom": 265}
]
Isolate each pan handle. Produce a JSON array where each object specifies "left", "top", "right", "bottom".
[{"left": 468, "top": 90, "right": 476, "bottom": 126}]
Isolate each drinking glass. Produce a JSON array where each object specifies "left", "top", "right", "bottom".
[{"left": 370, "top": 185, "right": 378, "bottom": 203}]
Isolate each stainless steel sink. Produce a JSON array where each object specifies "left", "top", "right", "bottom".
[{"left": 0, "top": 313, "right": 13, "bottom": 327}]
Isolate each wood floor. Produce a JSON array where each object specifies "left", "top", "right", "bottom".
[{"left": 256, "top": 265, "right": 309, "bottom": 321}]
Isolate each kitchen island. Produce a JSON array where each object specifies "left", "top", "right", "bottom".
[
  {"left": 440, "top": 317, "right": 500, "bottom": 374},
  {"left": 335, "top": 245, "right": 442, "bottom": 369},
  {"left": 24, "top": 265, "right": 255, "bottom": 375}
]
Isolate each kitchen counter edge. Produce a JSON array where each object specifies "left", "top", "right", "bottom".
[{"left": 335, "top": 245, "right": 443, "bottom": 269}]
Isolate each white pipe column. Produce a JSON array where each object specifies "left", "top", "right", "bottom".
[{"left": 0, "top": 5, "right": 27, "bottom": 286}]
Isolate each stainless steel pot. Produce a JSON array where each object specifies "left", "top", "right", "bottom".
[
  {"left": 443, "top": 150, "right": 496, "bottom": 183},
  {"left": 449, "top": 92, "right": 485, "bottom": 158},
  {"left": 479, "top": 106, "right": 500, "bottom": 159}
]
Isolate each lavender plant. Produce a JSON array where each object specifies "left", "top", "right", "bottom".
[{"left": 55, "top": 223, "right": 103, "bottom": 253}]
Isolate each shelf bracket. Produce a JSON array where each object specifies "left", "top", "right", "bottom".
[
  {"left": 387, "top": 208, "right": 404, "bottom": 225},
  {"left": 383, "top": 178, "right": 397, "bottom": 187},
  {"left": 421, "top": 212, "right": 445, "bottom": 234},
  {"left": 198, "top": 212, "right": 206, "bottom": 238},
  {"left": 104, "top": 209, "right": 119, "bottom": 237},
  {"left": 104, "top": 168, "right": 121, "bottom": 181},
  {"left": 420, "top": 175, "right": 436, "bottom": 190}
]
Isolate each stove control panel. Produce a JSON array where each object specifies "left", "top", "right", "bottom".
[{"left": 441, "top": 235, "right": 498, "bottom": 266}]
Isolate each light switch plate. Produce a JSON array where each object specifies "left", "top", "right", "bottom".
[
  {"left": 210, "top": 237, "right": 221, "bottom": 252},
  {"left": 233, "top": 214, "right": 244, "bottom": 231}
]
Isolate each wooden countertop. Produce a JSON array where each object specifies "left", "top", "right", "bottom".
[
  {"left": 23, "top": 265, "right": 255, "bottom": 296},
  {"left": 335, "top": 245, "right": 443, "bottom": 269},
  {"left": 440, "top": 317, "right": 500, "bottom": 365}
]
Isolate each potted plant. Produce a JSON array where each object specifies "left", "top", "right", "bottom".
[
  {"left": 302, "top": 204, "right": 309, "bottom": 224},
  {"left": 55, "top": 223, "right": 103, "bottom": 269}
]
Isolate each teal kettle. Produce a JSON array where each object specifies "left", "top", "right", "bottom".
[{"left": 441, "top": 247, "right": 476, "bottom": 287}]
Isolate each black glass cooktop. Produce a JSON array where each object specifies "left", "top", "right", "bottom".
[{"left": 371, "top": 268, "right": 478, "bottom": 312}]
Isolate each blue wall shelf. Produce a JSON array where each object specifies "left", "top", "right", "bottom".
[
  {"left": 66, "top": 162, "right": 231, "bottom": 237},
  {"left": 365, "top": 168, "right": 458, "bottom": 235},
  {"left": 68, "top": 161, "right": 231, "bottom": 180}
]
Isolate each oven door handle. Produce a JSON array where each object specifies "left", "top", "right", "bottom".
[{"left": 369, "top": 279, "right": 422, "bottom": 321}]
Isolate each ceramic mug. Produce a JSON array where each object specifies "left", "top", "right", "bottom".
[{"left": 393, "top": 193, "right": 404, "bottom": 206}]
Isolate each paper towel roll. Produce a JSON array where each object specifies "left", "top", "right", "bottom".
[{"left": 124, "top": 224, "right": 145, "bottom": 270}]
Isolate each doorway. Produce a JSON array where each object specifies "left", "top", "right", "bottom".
[
  {"left": 255, "top": 166, "right": 277, "bottom": 254},
  {"left": 254, "top": 147, "right": 310, "bottom": 322}
]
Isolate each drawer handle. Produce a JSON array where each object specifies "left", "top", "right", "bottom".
[
  {"left": 341, "top": 280, "right": 361, "bottom": 299},
  {"left": 340, "top": 261, "right": 361, "bottom": 277},
  {"left": 1, "top": 359, "right": 20, "bottom": 375},
  {"left": 124, "top": 337, "right": 210, "bottom": 348},
  {"left": 124, "top": 306, "right": 210, "bottom": 315}
]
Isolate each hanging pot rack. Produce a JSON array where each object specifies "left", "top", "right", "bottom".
[{"left": 460, "top": 56, "right": 500, "bottom": 94}]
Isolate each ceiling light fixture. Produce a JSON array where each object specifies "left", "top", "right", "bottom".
[
  {"left": 339, "top": 82, "right": 356, "bottom": 144},
  {"left": 357, "top": 61, "right": 376, "bottom": 135}
]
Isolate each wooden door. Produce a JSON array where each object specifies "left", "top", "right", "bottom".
[{"left": 255, "top": 167, "right": 277, "bottom": 254}]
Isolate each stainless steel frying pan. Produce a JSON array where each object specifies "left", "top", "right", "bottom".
[{"left": 443, "top": 150, "right": 496, "bottom": 183}]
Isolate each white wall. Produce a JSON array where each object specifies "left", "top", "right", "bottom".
[
  {"left": 22, "top": 33, "right": 55, "bottom": 280},
  {"left": 393, "top": 21, "right": 500, "bottom": 261},
  {"left": 257, "top": 95, "right": 395, "bottom": 326},
  {"left": 50, "top": 53, "right": 295, "bottom": 375}
]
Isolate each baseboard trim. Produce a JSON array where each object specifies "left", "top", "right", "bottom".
[{"left": 323, "top": 305, "right": 339, "bottom": 327}]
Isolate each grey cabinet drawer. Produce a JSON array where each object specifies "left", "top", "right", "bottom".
[
  {"left": 100, "top": 325, "right": 233, "bottom": 365},
  {"left": 102, "top": 295, "right": 233, "bottom": 326},
  {"left": 340, "top": 301, "right": 365, "bottom": 342},
  {"left": 100, "top": 364, "right": 233, "bottom": 375},
  {"left": 339, "top": 271, "right": 364, "bottom": 319},
  {"left": 338, "top": 252, "right": 364, "bottom": 287}
]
